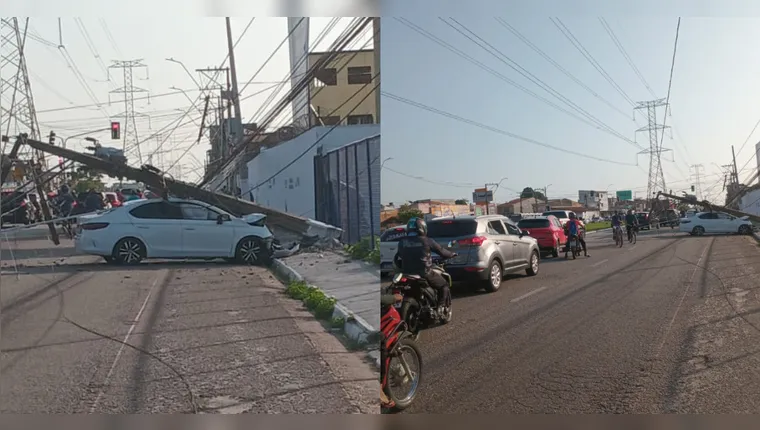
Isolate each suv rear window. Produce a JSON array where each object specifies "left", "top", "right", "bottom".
[
  {"left": 380, "top": 228, "right": 407, "bottom": 242},
  {"left": 518, "top": 219, "right": 551, "bottom": 229},
  {"left": 543, "top": 211, "right": 569, "bottom": 219},
  {"left": 427, "top": 219, "right": 478, "bottom": 238}
]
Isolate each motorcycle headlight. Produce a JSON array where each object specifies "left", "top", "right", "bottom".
[{"left": 392, "top": 273, "right": 403, "bottom": 284}]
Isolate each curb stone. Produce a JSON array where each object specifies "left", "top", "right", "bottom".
[{"left": 270, "top": 258, "right": 379, "bottom": 368}]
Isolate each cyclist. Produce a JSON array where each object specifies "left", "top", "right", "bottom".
[
  {"left": 625, "top": 209, "right": 639, "bottom": 241},
  {"left": 611, "top": 211, "right": 624, "bottom": 243}
]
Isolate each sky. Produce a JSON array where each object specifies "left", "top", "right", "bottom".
[
  {"left": 381, "top": 16, "right": 760, "bottom": 205},
  {"left": 2, "top": 16, "right": 372, "bottom": 184}
]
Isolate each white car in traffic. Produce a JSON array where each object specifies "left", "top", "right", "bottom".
[
  {"left": 679, "top": 212, "right": 754, "bottom": 236},
  {"left": 380, "top": 226, "right": 407, "bottom": 275},
  {"left": 75, "top": 198, "right": 274, "bottom": 265}
]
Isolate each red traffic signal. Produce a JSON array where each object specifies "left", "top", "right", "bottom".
[{"left": 111, "top": 121, "right": 121, "bottom": 140}]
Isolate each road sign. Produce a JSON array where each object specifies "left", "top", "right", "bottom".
[
  {"left": 472, "top": 189, "right": 493, "bottom": 203},
  {"left": 616, "top": 190, "right": 632, "bottom": 201}
]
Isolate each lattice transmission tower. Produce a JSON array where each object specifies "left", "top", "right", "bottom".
[
  {"left": 635, "top": 99, "right": 671, "bottom": 200},
  {"left": 0, "top": 18, "right": 45, "bottom": 164},
  {"left": 108, "top": 59, "right": 149, "bottom": 165},
  {"left": 689, "top": 164, "right": 705, "bottom": 201}
]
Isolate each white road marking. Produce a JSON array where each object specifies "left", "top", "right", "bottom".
[
  {"left": 89, "top": 274, "right": 163, "bottom": 413},
  {"left": 511, "top": 287, "right": 547, "bottom": 303},
  {"left": 591, "top": 259, "right": 609, "bottom": 268},
  {"left": 654, "top": 239, "right": 710, "bottom": 358}
]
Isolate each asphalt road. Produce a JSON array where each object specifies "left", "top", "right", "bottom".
[
  {"left": 402, "top": 228, "right": 760, "bottom": 413},
  {"left": 1, "top": 233, "right": 377, "bottom": 414}
]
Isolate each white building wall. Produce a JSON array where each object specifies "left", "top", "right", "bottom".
[{"left": 246, "top": 124, "right": 380, "bottom": 218}]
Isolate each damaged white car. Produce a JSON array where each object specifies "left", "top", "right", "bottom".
[{"left": 75, "top": 198, "right": 274, "bottom": 265}]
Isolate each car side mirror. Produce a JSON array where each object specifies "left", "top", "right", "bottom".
[{"left": 217, "top": 214, "right": 230, "bottom": 224}]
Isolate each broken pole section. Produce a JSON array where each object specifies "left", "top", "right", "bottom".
[{"left": 18, "top": 135, "right": 59, "bottom": 244}]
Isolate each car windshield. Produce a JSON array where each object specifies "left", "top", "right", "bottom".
[
  {"left": 427, "top": 219, "right": 478, "bottom": 238},
  {"left": 543, "top": 211, "right": 568, "bottom": 219},
  {"left": 518, "top": 219, "right": 551, "bottom": 229}
]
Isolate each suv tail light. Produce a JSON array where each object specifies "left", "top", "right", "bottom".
[
  {"left": 458, "top": 236, "right": 487, "bottom": 246},
  {"left": 81, "top": 222, "right": 109, "bottom": 230}
]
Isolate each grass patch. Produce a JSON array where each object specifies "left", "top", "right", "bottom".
[
  {"left": 285, "top": 281, "right": 336, "bottom": 320},
  {"left": 345, "top": 236, "right": 381, "bottom": 265},
  {"left": 585, "top": 221, "right": 611, "bottom": 232}
]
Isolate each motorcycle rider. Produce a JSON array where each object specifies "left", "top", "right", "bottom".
[
  {"left": 393, "top": 217, "right": 456, "bottom": 315},
  {"left": 84, "top": 188, "right": 105, "bottom": 213},
  {"left": 565, "top": 212, "right": 590, "bottom": 258},
  {"left": 380, "top": 290, "right": 404, "bottom": 409},
  {"left": 56, "top": 184, "right": 75, "bottom": 217},
  {"left": 625, "top": 209, "right": 639, "bottom": 240}
]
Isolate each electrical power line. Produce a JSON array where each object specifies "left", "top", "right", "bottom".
[{"left": 382, "top": 91, "right": 636, "bottom": 166}]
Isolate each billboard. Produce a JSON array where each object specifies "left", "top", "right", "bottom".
[
  {"left": 472, "top": 188, "right": 493, "bottom": 203},
  {"left": 287, "top": 17, "right": 310, "bottom": 129},
  {"left": 616, "top": 190, "right": 633, "bottom": 201}
]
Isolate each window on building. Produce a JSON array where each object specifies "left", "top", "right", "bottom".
[
  {"left": 320, "top": 116, "right": 341, "bottom": 125},
  {"left": 313, "top": 68, "right": 337, "bottom": 86},
  {"left": 347, "top": 66, "right": 372, "bottom": 84},
  {"left": 347, "top": 114, "right": 374, "bottom": 125}
]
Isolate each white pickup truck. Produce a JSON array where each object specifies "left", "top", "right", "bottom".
[{"left": 380, "top": 226, "right": 407, "bottom": 276}]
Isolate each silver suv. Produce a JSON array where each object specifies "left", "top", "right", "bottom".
[{"left": 426, "top": 215, "right": 541, "bottom": 293}]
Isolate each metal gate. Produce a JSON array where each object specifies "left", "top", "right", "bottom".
[{"left": 313, "top": 134, "right": 380, "bottom": 245}]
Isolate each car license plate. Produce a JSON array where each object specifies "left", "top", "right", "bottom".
[{"left": 393, "top": 302, "right": 403, "bottom": 308}]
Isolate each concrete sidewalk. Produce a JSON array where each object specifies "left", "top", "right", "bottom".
[{"left": 271, "top": 251, "right": 379, "bottom": 342}]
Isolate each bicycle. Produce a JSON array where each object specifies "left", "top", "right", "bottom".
[
  {"left": 613, "top": 225, "right": 624, "bottom": 248},
  {"left": 627, "top": 225, "right": 637, "bottom": 244}
]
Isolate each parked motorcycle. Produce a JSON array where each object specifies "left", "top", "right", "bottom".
[
  {"left": 390, "top": 258, "right": 454, "bottom": 338},
  {"left": 381, "top": 303, "right": 422, "bottom": 413}
]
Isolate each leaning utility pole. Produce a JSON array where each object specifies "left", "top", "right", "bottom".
[
  {"left": 689, "top": 164, "right": 705, "bottom": 201},
  {"left": 635, "top": 99, "right": 671, "bottom": 203},
  {"left": 108, "top": 59, "right": 149, "bottom": 164}
]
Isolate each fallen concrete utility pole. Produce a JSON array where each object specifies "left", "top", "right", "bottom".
[
  {"left": 657, "top": 191, "right": 760, "bottom": 224},
  {"left": 19, "top": 134, "right": 312, "bottom": 235}
]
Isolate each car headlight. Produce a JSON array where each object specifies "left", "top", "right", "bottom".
[{"left": 392, "top": 273, "right": 403, "bottom": 283}]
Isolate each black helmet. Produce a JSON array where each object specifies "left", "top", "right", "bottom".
[{"left": 407, "top": 217, "right": 428, "bottom": 236}]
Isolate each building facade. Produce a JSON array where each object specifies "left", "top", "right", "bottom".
[
  {"left": 578, "top": 190, "right": 610, "bottom": 211},
  {"left": 309, "top": 49, "right": 378, "bottom": 126},
  {"left": 246, "top": 124, "right": 379, "bottom": 220}
]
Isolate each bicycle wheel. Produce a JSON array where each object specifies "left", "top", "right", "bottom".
[{"left": 632, "top": 230, "right": 637, "bottom": 244}]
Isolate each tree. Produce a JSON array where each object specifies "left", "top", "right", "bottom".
[
  {"left": 397, "top": 204, "right": 424, "bottom": 225},
  {"left": 455, "top": 198, "right": 469, "bottom": 205},
  {"left": 520, "top": 187, "right": 546, "bottom": 201},
  {"left": 69, "top": 164, "right": 105, "bottom": 194}
]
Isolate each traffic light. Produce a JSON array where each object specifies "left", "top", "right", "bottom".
[
  {"left": 111, "top": 121, "right": 121, "bottom": 140},
  {"left": 691, "top": 185, "right": 695, "bottom": 192},
  {"left": 48, "top": 131, "right": 56, "bottom": 145}
]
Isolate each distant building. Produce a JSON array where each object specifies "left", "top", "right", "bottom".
[
  {"left": 578, "top": 190, "right": 610, "bottom": 211},
  {"left": 739, "top": 184, "right": 760, "bottom": 216},
  {"left": 309, "top": 49, "right": 378, "bottom": 126}
]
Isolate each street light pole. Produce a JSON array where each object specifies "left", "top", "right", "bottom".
[{"left": 485, "top": 177, "right": 507, "bottom": 215}]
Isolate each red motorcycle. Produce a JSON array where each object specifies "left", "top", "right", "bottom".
[{"left": 381, "top": 300, "right": 423, "bottom": 413}]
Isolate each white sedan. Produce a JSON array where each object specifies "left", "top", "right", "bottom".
[
  {"left": 75, "top": 198, "right": 274, "bottom": 265},
  {"left": 678, "top": 212, "right": 754, "bottom": 236}
]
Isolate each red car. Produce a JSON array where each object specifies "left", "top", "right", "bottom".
[{"left": 517, "top": 215, "right": 567, "bottom": 258}]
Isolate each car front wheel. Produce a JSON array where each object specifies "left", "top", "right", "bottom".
[
  {"left": 738, "top": 225, "right": 752, "bottom": 235},
  {"left": 235, "top": 236, "right": 271, "bottom": 266}
]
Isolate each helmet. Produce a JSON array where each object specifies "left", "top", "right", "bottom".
[
  {"left": 406, "top": 217, "right": 428, "bottom": 236},
  {"left": 60, "top": 184, "right": 69, "bottom": 194},
  {"left": 569, "top": 212, "right": 577, "bottom": 219}
]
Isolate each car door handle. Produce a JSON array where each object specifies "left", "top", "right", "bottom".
[
  {"left": 494, "top": 241, "right": 500, "bottom": 244},
  {"left": 137, "top": 226, "right": 149, "bottom": 229},
  {"left": 184, "top": 227, "right": 195, "bottom": 231},
  {"left": 513, "top": 243, "right": 517, "bottom": 246}
]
